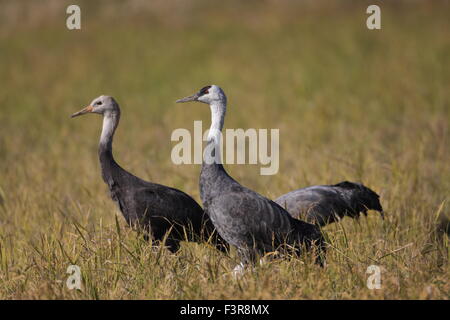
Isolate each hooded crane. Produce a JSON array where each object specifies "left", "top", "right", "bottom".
[
  {"left": 71, "top": 95, "right": 228, "bottom": 253},
  {"left": 275, "top": 181, "right": 384, "bottom": 226},
  {"left": 176, "top": 85, "right": 325, "bottom": 270}
]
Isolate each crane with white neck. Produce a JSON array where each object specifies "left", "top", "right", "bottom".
[
  {"left": 176, "top": 85, "right": 326, "bottom": 270},
  {"left": 71, "top": 95, "right": 228, "bottom": 253}
]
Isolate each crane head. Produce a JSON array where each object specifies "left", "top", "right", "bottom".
[
  {"left": 176, "top": 85, "right": 226, "bottom": 105},
  {"left": 71, "top": 95, "right": 119, "bottom": 118}
]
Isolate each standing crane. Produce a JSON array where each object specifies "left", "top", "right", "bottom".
[
  {"left": 71, "top": 95, "right": 228, "bottom": 253},
  {"left": 275, "top": 181, "right": 384, "bottom": 226},
  {"left": 176, "top": 85, "right": 326, "bottom": 272}
]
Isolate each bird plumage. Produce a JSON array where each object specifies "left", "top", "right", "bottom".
[
  {"left": 200, "top": 149, "right": 325, "bottom": 265},
  {"left": 177, "top": 86, "right": 326, "bottom": 267},
  {"left": 275, "top": 181, "right": 384, "bottom": 226}
]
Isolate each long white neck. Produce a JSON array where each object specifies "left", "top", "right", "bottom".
[
  {"left": 207, "top": 101, "right": 226, "bottom": 143},
  {"left": 204, "top": 100, "right": 226, "bottom": 164},
  {"left": 99, "top": 111, "right": 120, "bottom": 152},
  {"left": 97, "top": 111, "right": 121, "bottom": 186}
]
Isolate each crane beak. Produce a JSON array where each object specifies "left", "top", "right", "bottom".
[
  {"left": 176, "top": 92, "right": 199, "bottom": 103},
  {"left": 71, "top": 105, "right": 94, "bottom": 118}
]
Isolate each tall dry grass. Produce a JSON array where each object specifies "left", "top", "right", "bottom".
[{"left": 0, "top": 0, "right": 448, "bottom": 299}]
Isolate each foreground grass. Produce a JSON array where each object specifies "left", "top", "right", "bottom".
[{"left": 0, "top": 1, "right": 449, "bottom": 299}]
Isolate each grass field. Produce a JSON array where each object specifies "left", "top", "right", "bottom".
[{"left": 0, "top": 0, "right": 449, "bottom": 299}]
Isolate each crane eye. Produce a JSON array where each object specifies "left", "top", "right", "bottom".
[
  {"left": 96, "top": 101, "right": 102, "bottom": 105},
  {"left": 200, "top": 85, "right": 212, "bottom": 95}
]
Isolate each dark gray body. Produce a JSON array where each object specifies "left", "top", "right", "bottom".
[
  {"left": 99, "top": 147, "right": 227, "bottom": 253},
  {"left": 275, "top": 181, "right": 383, "bottom": 226},
  {"left": 200, "top": 148, "right": 325, "bottom": 265}
]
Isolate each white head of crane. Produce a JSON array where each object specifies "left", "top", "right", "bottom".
[
  {"left": 71, "top": 95, "right": 121, "bottom": 148},
  {"left": 176, "top": 85, "right": 227, "bottom": 149},
  {"left": 176, "top": 85, "right": 226, "bottom": 105},
  {"left": 71, "top": 95, "right": 120, "bottom": 118}
]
